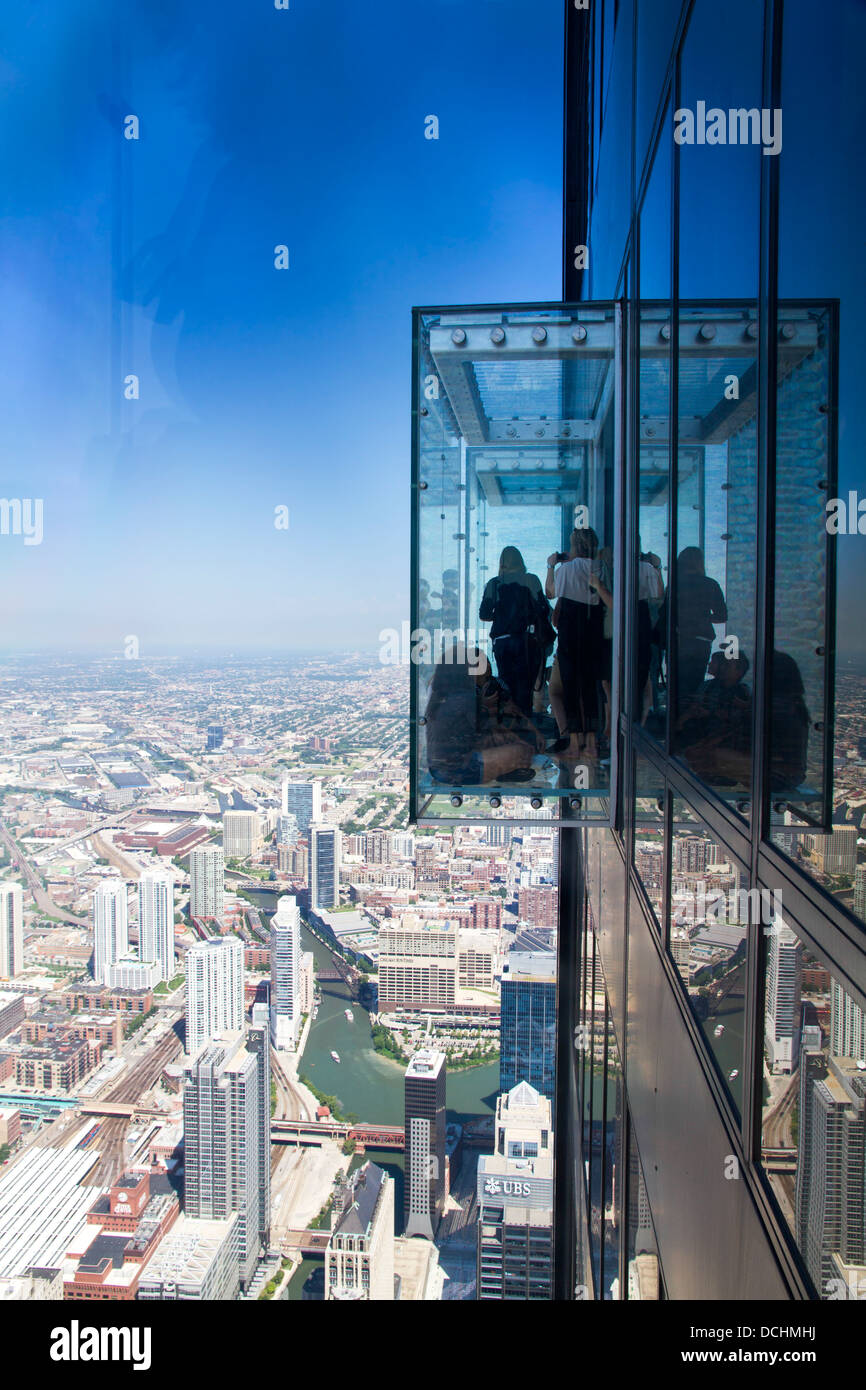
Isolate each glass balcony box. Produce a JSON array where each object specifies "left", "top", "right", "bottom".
[{"left": 410, "top": 301, "right": 837, "bottom": 829}]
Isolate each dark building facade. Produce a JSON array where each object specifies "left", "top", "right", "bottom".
[
  {"left": 403, "top": 1049, "right": 447, "bottom": 1240},
  {"left": 499, "top": 953, "right": 557, "bottom": 1112},
  {"left": 410, "top": 0, "right": 866, "bottom": 1300}
]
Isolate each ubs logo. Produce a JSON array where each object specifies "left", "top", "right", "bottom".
[{"left": 484, "top": 1177, "right": 532, "bottom": 1197}]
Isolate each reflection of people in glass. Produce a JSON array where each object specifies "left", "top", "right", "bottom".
[
  {"left": 678, "top": 649, "right": 752, "bottom": 784},
  {"left": 769, "top": 650, "right": 810, "bottom": 790},
  {"left": 433, "top": 569, "right": 460, "bottom": 628},
  {"left": 675, "top": 547, "right": 727, "bottom": 710},
  {"left": 545, "top": 528, "right": 604, "bottom": 758},
  {"left": 424, "top": 646, "right": 541, "bottom": 786},
  {"left": 595, "top": 546, "right": 615, "bottom": 749},
  {"left": 479, "top": 546, "right": 551, "bottom": 716},
  {"left": 638, "top": 540, "right": 665, "bottom": 723}
]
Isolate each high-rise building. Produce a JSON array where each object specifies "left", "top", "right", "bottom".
[
  {"left": 269, "top": 895, "right": 301, "bottom": 1049},
  {"left": 403, "top": 1049, "right": 446, "bottom": 1240},
  {"left": 809, "top": 825, "right": 857, "bottom": 877},
  {"left": 248, "top": 1002, "right": 271, "bottom": 1251},
  {"left": 281, "top": 779, "right": 322, "bottom": 833},
  {"left": 378, "top": 919, "right": 457, "bottom": 1014},
  {"left": 363, "top": 830, "right": 391, "bottom": 865},
  {"left": 831, "top": 981, "right": 866, "bottom": 1064},
  {"left": 853, "top": 864, "right": 866, "bottom": 922},
  {"left": 182, "top": 1031, "right": 264, "bottom": 1290},
  {"left": 326, "top": 1162, "right": 395, "bottom": 1301},
  {"left": 476, "top": 1082, "right": 554, "bottom": 1301},
  {"left": 672, "top": 836, "right": 711, "bottom": 874},
  {"left": 0, "top": 882, "right": 24, "bottom": 980},
  {"left": 276, "top": 813, "right": 299, "bottom": 848},
  {"left": 310, "top": 823, "right": 341, "bottom": 911},
  {"left": 765, "top": 924, "right": 803, "bottom": 1074},
  {"left": 222, "top": 811, "right": 263, "bottom": 861},
  {"left": 206, "top": 724, "right": 224, "bottom": 752},
  {"left": 796, "top": 1045, "right": 866, "bottom": 1294},
  {"left": 137, "top": 871, "right": 174, "bottom": 984},
  {"left": 414, "top": 840, "right": 438, "bottom": 880},
  {"left": 499, "top": 953, "right": 556, "bottom": 1111},
  {"left": 189, "top": 845, "right": 225, "bottom": 923},
  {"left": 91, "top": 880, "right": 128, "bottom": 985},
  {"left": 185, "top": 936, "right": 244, "bottom": 1057},
  {"left": 486, "top": 823, "right": 510, "bottom": 848}
]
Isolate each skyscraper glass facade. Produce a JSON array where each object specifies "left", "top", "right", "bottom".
[{"left": 409, "top": 0, "right": 866, "bottom": 1302}]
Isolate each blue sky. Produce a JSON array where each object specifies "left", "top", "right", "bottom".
[
  {"left": 0, "top": 0, "right": 563, "bottom": 653},
  {"left": 1, "top": 1, "right": 863, "bottom": 661}
]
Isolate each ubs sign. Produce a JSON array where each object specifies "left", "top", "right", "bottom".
[{"left": 477, "top": 1169, "right": 553, "bottom": 1209}]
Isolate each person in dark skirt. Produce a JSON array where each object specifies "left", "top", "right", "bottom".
[{"left": 545, "top": 528, "right": 605, "bottom": 758}]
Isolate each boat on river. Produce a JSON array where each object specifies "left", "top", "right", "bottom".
[
  {"left": 344, "top": 1009, "right": 354, "bottom": 1022},
  {"left": 331, "top": 1050, "right": 341, "bottom": 1063}
]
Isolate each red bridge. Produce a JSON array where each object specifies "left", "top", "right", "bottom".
[{"left": 271, "top": 1119, "right": 404, "bottom": 1151}]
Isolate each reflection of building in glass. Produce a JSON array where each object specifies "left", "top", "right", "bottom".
[
  {"left": 831, "top": 981, "right": 866, "bottom": 1064},
  {"left": 807, "top": 825, "right": 857, "bottom": 877},
  {"left": 477, "top": 1082, "right": 554, "bottom": 1301},
  {"left": 854, "top": 864, "right": 866, "bottom": 922},
  {"left": 796, "top": 1042, "right": 866, "bottom": 1295},
  {"left": 499, "top": 952, "right": 556, "bottom": 1113},
  {"left": 404, "top": 1050, "right": 446, "bottom": 1240},
  {"left": 765, "top": 924, "right": 803, "bottom": 1074}
]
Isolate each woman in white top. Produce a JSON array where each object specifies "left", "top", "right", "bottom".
[{"left": 545, "top": 527, "right": 605, "bottom": 757}]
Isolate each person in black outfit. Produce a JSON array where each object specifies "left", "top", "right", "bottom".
[
  {"left": 545, "top": 528, "right": 605, "bottom": 757},
  {"left": 769, "top": 650, "right": 810, "bottom": 790},
  {"left": 479, "top": 546, "right": 551, "bottom": 716},
  {"left": 675, "top": 547, "right": 727, "bottom": 714}
]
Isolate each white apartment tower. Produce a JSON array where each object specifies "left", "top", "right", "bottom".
[
  {"left": 189, "top": 845, "right": 225, "bottom": 923},
  {"left": 185, "top": 936, "right": 245, "bottom": 1057},
  {"left": 0, "top": 882, "right": 24, "bottom": 979},
  {"left": 91, "top": 879, "right": 129, "bottom": 985},
  {"left": 183, "top": 1031, "right": 264, "bottom": 1291},
  {"left": 138, "top": 870, "right": 175, "bottom": 984},
  {"left": 270, "top": 895, "right": 301, "bottom": 1050},
  {"left": 310, "top": 823, "right": 341, "bottom": 911},
  {"left": 831, "top": 979, "right": 866, "bottom": 1063},
  {"left": 281, "top": 779, "right": 322, "bottom": 833},
  {"left": 765, "top": 922, "right": 803, "bottom": 1074}
]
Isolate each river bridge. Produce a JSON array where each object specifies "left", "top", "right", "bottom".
[{"left": 271, "top": 1119, "right": 404, "bottom": 1151}]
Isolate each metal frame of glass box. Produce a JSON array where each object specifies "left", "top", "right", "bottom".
[{"left": 411, "top": 298, "right": 838, "bottom": 836}]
